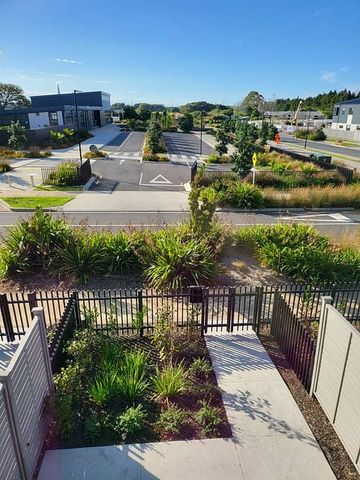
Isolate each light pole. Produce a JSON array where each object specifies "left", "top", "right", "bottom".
[
  {"left": 304, "top": 110, "right": 311, "bottom": 150},
  {"left": 73, "top": 90, "right": 82, "bottom": 165},
  {"left": 199, "top": 111, "right": 203, "bottom": 156}
]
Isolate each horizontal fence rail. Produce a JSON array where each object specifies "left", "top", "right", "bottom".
[{"left": 1, "top": 283, "right": 360, "bottom": 343}]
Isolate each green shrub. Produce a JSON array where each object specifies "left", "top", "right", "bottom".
[
  {"left": 88, "top": 371, "right": 119, "bottom": 406},
  {"left": 0, "top": 162, "right": 11, "bottom": 173},
  {"left": 143, "top": 153, "right": 162, "bottom": 161},
  {"left": 207, "top": 154, "right": 230, "bottom": 164},
  {"left": 118, "top": 350, "right": 149, "bottom": 405},
  {"left": 51, "top": 232, "right": 107, "bottom": 282},
  {"left": 156, "top": 405, "right": 187, "bottom": 434},
  {"left": 143, "top": 232, "right": 219, "bottom": 289},
  {"left": 102, "top": 231, "right": 138, "bottom": 274},
  {"left": 84, "top": 412, "right": 110, "bottom": 443},
  {"left": 189, "top": 358, "right": 212, "bottom": 378},
  {"left": 309, "top": 129, "right": 326, "bottom": 141},
  {"left": 235, "top": 224, "right": 360, "bottom": 283},
  {"left": 114, "top": 405, "right": 146, "bottom": 439},
  {"left": 152, "top": 362, "right": 187, "bottom": 401},
  {"left": 224, "top": 183, "right": 264, "bottom": 209},
  {"left": 52, "top": 395, "right": 77, "bottom": 439},
  {"left": 195, "top": 400, "right": 222, "bottom": 435},
  {"left": 83, "top": 150, "right": 107, "bottom": 159}
]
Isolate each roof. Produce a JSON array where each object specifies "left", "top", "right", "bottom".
[{"left": 334, "top": 98, "right": 360, "bottom": 106}]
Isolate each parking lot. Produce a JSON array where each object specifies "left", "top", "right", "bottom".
[{"left": 90, "top": 130, "right": 215, "bottom": 192}]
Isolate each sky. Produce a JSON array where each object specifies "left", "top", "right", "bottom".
[{"left": 1, "top": 0, "right": 360, "bottom": 106}]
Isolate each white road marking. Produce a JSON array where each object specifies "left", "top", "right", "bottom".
[
  {"left": 124, "top": 152, "right": 130, "bottom": 156},
  {"left": 181, "top": 155, "right": 187, "bottom": 159},
  {"left": 149, "top": 174, "right": 172, "bottom": 184},
  {"left": 278, "top": 212, "right": 352, "bottom": 223},
  {"left": 119, "top": 159, "right": 125, "bottom": 165}
]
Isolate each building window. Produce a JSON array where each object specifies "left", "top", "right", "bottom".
[
  {"left": 346, "top": 125, "right": 351, "bottom": 131},
  {"left": 334, "top": 107, "right": 339, "bottom": 116},
  {"left": 49, "top": 112, "right": 58, "bottom": 126},
  {"left": 64, "top": 111, "right": 73, "bottom": 124},
  {"left": 349, "top": 108, "right": 353, "bottom": 115},
  {"left": 357, "top": 126, "right": 360, "bottom": 130},
  {"left": 339, "top": 125, "right": 343, "bottom": 129}
]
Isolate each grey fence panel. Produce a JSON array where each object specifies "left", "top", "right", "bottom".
[
  {"left": 0, "top": 384, "right": 20, "bottom": 480},
  {"left": 311, "top": 303, "right": 360, "bottom": 473}
]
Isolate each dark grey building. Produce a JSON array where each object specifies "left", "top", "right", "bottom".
[
  {"left": 331, "top": 98, "right": 360, "bottom": 132},
  {"left": 0, "top": 91, "right": 111, "bottom": 131}
]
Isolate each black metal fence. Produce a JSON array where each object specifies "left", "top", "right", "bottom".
[
  {"left": 271, "top": 291, "right": 316, "bottom": 391},
  {"left": 1, "top": 284, "right": 360, "bottom": 343}
]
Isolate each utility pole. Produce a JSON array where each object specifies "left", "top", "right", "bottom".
[
  {"left": 74, "top": 90, "right": 82, "bottom": 165},
  {"left": 199, "top": 110, "right": 203, "bottom": 156},
  {"left": 304, "top": 110, "right": 311, "bottom": 149}
]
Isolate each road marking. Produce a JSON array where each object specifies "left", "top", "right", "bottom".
[
  {"left": 119, "top": 159, "right": 125, "bottom": 165},
  {"left": 124, "top": 152, "right": 130, "bottom": 156},
  {"left": 149, "top": 174, "right": 172, "bottom": 184},
  {"left": 278, "top": 213, "right": 352, "bottom": 223},
  {"left": 181, "top": 155, "right": 187, "bottom": 159}
]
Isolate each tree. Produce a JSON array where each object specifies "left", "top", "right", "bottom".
[
  {"left": 1, "top": 121, "right": 27, "bottom": 150},
  {"left": 232, "top": 121, "right": 258, "bottom": 177},
  {"left": 240, "top": 91, "right": 264, "bottom": 115},
  {"left": 0, "top": 83, "right": 30, "bottom": 110},
  {"left": 178, "top": 113, "right": 193, "bottom": 133},
  {"left": 136, "top": 105, "right": 151, "bottom": 121},
  {"left": 146, "top": 121, "right": 162, "bottom": 153},
  {"left": 123, "top": 105, "right": 138, "bottom": 120},
  {"left": 259, "top": 121, "right": 269, "bottom": 146},
  {"left": 215, "top": 128, "right": 229, "bottom": 156}
]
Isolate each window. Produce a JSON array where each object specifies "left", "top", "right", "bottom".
[
  {"left": 349, "top": 108, "right": 353, "bottom": 115},
  {"left": 342, "top": 108, "right": 346, "bottom": 114},
  {"left": 64, "top": 111, "right": 73, "bottom": 124},
  {"left": 334, "top": 107, "right": 339, "bottom": 116},
  {"left": 357, "top": 126, "right": 360, "bottom": 130},
  {"left": 346, "top": 125, "right": 351, "bottom": 131},
  {"left": 49, "top": 112, "right": 58, "bottom": 126},
  {"left": 339, "top": 125, "right": 343, "bottom": 129}
]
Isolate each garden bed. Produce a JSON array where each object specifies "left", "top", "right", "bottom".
[{"left": 46, "top": 326, "right": 231, "bottom": 449}]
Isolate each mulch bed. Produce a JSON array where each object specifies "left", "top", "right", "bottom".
[{"left": 259, "top": 333, "right": 360, "bottom": 480}]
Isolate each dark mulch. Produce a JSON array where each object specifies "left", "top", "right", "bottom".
[{"left": 259, "top": 333, "right": 360, "bottom": 480}]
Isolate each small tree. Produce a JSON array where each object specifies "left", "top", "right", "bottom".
[
  {"left": 215, "top": 128, "right": 229, "bottom": 157},
  {"left": 259, "top": 121, "right": 269, "bottom": 146},
  {"left": 178, "top": 113, "right": 193, "bottom": 133},
  {"left": 2, "top": 121, "right": 27, "bottom": 150},
  {"left": 232, "top": 121, "right": 258, "bottom": 178},
  {"left": 0, "top": 83, "right": 30, "bottom": 110}
]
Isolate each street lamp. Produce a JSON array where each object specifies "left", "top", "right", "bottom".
[
  {"left": 73, "top": 90, "right": 83, "bottom": 165},
  {"left": 199, "top": 111, "right": 203, "bottom": 156},
  {"left": 304, "top": 110, "right": 311, "bottom": 150}
]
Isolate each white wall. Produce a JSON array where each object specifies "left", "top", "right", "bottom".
[{"left": 28, "top": 112, "right": 50, "bottom": 130}]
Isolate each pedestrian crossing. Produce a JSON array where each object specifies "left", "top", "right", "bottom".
[
  {"left": 109, "top": 151, "right": 142, "bottom": 160},
  {"left": 169, "top": 154, "right": 199, "bottom": 164}
]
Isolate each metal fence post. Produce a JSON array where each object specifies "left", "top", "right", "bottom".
[
  {"left": 255, "top": 286, "right": 264, "bottom": 335},
  {"left": 28, "top": 291, "right": 37, "bottom": 311},
  {"left": 201, "top": 287, "right": 208, "bottom": 335},
  {"left": 137, "top": 289, "right": 144, "bottom": 337},
  {"left": 227, "top": 287, "right": 236, "bottom": 332},
  {"left": 0, "top": 294, "right": 15, "bottom": 342},
  {"left": 73, "top": 291, "right": 81, "bottom": 328}
]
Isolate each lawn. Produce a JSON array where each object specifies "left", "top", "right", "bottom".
[
  {"left": 47, "top": 320, "right": 231, "bottom": 448},
  {"left": 0, "top": 196, "right": 75, "bottom": 208},
  {"left": 35, "top": 185, "right": 83, "bottom": 192}
]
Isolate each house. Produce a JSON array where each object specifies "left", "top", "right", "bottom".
[
  {"left": 0, "top": 91, "right": 111, "bottom": 132},
  {"left": 331, "top": 98, "right": 360, "bottom": 132}
]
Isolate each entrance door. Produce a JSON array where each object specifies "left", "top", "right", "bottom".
[{"left": 93, "top": 110, "right": 101, "bottom": 127}]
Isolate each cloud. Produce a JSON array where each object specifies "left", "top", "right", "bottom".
[
  {"left": 53, "top": 73, "right": 80, "bottom": 78},
  {"left": 54, "top": 58, "right": 82, "bottom": 64},
  {"left": 320, "top": 71, "right": 337, "bottom": 83}
]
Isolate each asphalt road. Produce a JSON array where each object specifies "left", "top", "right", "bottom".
[
  {"left": 163, "top": 132, "right": 214, "bottom": 157},
  {"left": 280, "top": 134, "right": 360, "bottom": 159},
  {"left": 0, "top": 210, "right": 359, "bottom": 236}
]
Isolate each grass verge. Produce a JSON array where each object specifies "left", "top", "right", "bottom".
[
  {"left": 35, "top": 185, "right": 83, "bottom": 192},
  {"left": 0, "top": 196, "right": 75, "bottom": 209}
]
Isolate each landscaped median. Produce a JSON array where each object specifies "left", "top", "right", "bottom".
[
  {"left": 142, "top": 120, "right": 169, "bottom": 161},
  {"left": 0, "top": 196, "right": 75, "bottom": 209}
]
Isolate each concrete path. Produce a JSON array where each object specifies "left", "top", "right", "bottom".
[
  {"left": 61, "top": 191, "right": 189, "bottom": 212},
  {"left": 37, "top": 332, "right": 335, "bottom": 479},
  {"left": 206, "top": 332, "right": 335, "bottom": 480}
]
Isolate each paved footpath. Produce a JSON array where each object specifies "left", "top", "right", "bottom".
[{"left": 38, "top": 332, "right": 335, "bottom": 479}]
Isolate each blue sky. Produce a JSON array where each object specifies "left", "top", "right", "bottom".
[{"left": 1, "top": 0, "right": 360, "bottom": 106}]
